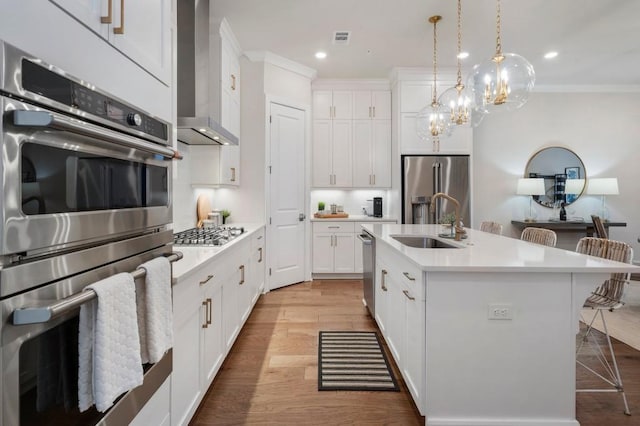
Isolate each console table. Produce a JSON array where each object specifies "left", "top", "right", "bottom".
[{"left": 511, "top": 220, "right": 627, "bottom": 237}]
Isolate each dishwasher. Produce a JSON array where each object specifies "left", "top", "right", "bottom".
[{"left": 359, "top": 230, "right": 375, "bottom": 318}]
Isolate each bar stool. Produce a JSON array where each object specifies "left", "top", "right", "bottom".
[
  {"left": 480, "top": 221, "right": 503, "bottom": 235},
  {"left": 520, "top": 227, "right": 557, "bottom": 247},
  {"left": 575, "top": 237, "right": 633, "bottom": 415}
]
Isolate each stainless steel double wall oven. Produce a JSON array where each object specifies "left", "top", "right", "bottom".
[{"left": 0, "top": 41, "right": 178, "bottom": 425}]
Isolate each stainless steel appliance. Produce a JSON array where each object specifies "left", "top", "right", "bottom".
[
  {"left": 402, "top": 155, "right": 470, "bottom": 226},
  {"left": 173, "top": 226, "right": 245, "bottom": 246},
  {"left": 373, "top": 197, "right": 383, "bottom": 218},
  {"left": 0, "top": 40, "right": 179, "bottom": 425},
  {"left": 359, "top": 231, "right": 375, "bottom": 318}
]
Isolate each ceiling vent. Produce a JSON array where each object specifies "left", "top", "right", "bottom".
[{"left": 332, "top": 31, "right": 351, "bottom": 45}]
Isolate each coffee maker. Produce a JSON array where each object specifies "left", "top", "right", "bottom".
[{"left": 373, "top": 197, "right": 383, "bottom": 217}]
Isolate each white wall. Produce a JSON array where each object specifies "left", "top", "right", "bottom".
[{"left": 473, "top": 92, "right": 640, "bottom": 254}]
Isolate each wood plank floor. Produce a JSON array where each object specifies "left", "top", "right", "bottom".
[{"left": 191, "top": 279, "right": 640, "bottom": 425}]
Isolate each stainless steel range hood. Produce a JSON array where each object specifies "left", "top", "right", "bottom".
[{"left": 177, "top": 0, "right": 238, "bottom": 145}]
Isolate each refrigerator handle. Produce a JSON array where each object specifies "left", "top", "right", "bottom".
[{"left": 433, "top": 162, "right": 441, "bottom": 224}]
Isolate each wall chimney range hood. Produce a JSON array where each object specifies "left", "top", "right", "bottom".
[{"left": 177, "top": 0, "right": 238, "bottom": 145}]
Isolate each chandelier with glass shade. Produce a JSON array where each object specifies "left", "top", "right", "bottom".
[
  {"left": 416, "top": 15, "right": 451, "bottom": 152},
  {"left": 438, "top": 0, "right": 475, "bottom": 127},
  {"left": 467, "top": 0, "right": 535, "bottom": 113}
]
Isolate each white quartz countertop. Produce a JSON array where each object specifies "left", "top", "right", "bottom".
[
  {"left": 311, "top": 214, "right": 396, "bottom": 222},
  {"left": 362, "top": 223, "right": 640, "bottom": 273},
  {"left": 172, "top": 223, "right": 264, "bottom": 280}
]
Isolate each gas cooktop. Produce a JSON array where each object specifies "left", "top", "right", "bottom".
[{"left": 173, "top": 226, "right": 245, "bottom": 246}]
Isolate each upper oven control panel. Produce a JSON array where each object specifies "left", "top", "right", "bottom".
[{"left": 19, "top": 59, "right": 168, "bottom": 144}]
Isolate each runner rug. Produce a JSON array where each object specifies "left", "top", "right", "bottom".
[{"left": 318, "top": 331, "right": 399, "bottom": 391}]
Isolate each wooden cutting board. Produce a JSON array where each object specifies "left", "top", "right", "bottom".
[
  {"left": 314, "top": 212, "right": 349, "bottom": 218},
  {"left": 196, "top": 194, "right": 211, "bottom": 228}
]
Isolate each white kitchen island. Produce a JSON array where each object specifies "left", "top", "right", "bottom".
[{"left": 362, "top": 223, "right": 640, "bottom": 426}]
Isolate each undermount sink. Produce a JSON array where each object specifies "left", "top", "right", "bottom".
[{"left": 391, "top": 235, "right": 460, "bottom": 249}]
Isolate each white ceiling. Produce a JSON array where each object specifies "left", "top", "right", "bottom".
[{"left": 211, "top": 0, "right": 640, "bottom": 87}]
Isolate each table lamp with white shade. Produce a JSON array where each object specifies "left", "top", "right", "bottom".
[
  {"left": 586, "top": 178, "right": 619, "bottom": 221},
  {"left": 517, "top": 178, "right": 546, "bottom": 222}
]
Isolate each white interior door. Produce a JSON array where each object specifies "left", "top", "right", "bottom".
[{"left": 269, "top": 103, "right": 306, "bottom": 290}]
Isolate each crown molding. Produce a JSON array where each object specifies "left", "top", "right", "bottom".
[
  {"left": 243, "top": 50, "right": 317, "bottom": 79},
  {"left": 217, "top": 18, "right": 242, "bottom": 56},
  {"left": 533, "top": 85, "right": 640, "bottom": 93}
]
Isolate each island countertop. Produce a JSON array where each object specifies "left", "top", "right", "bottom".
[{"left": 362, "top": 223, "right": 640, "bottom": 274}]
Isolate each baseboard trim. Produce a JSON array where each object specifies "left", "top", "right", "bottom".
[
  {"left": 312, "top": 273, "right": 363, "bottom": 280},
  {"left": 426, "top": 418, "right": 579, "bottom": 426}
]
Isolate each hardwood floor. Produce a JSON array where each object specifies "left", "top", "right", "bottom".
[{"left": 191, "top": 279, "right": 640, "bottom": 425}]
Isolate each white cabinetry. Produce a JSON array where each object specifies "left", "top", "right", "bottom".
[
  {"left": 312, "top": 222, "right": 355, "bottom": 273},
  {"left": 353, "top": 120, "right": 391, "bottom": 188},
  {"left": 189, "top": 145, "right": 239, "bottom": 187},
  {"left": 218, "top": 27, "right": 241, "bottom": 138},
  {"left": 398, "top": 80, "right": 471, "bottom": 154},
  {"left": 312, "top": 87, "right": 391, "bottom": 188},
  {"left": 172, "top": 229, "right": 264, "bottom": 426},
  {"left": 313, "top": 90, "right": 353, "bottom": 120},
  {"left": 50, "top": 0, "right": 171, "bottom": 84},
  {"left": 312, "top": 120, "right": 352, "bottom": 187},
  {"left": 375, "top": 241, "right": 426, "bottom": 415},
  {"left": 354, "top": 90, "right": 391, "bottom": 120}
]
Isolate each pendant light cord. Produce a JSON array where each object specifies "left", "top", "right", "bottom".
[
  {"left": 495, "top": 0, "right": 502, "bottom": 55},
  {"left": 432, "top": 17, "right": 438, "bottom": 103},
  {"left": 456, "top": 0, "right": 462, "bottom": 86}
]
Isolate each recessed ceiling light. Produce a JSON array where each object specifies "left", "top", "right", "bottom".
[
  {"left": 315, "top": 51, "right": 327, "bottom": 59},
  {"left": 457, "top": 51, "right": 469, "bottom": 59},
  {"left": 213, "top": 136, "right": 220, "bottom": 140},
  {"left": 223, "top": 142, "right": 229, "bottom": 145},
  {"left": 199, "top": 128, "right": 207, "bottom": 133},
  {"left": 544, "top": 51, "right": 558, "bottom": 59}
]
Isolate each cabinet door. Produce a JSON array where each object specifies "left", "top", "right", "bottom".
[
  {"left": 219, "top": 145, "right": 240, "bottom": 186},
  {"left": 353, "top": 91, "right": 373, "bottom": 119},
  {"left": 202, "top": 282, "right": 224, "bottom": 385},
  {"left": 110, "top": 0, "right": 171, "bottom": 84},
  {"left": 371, "top": 91, "right": 392, "bottom": 120},
  {"left": 238, "top": 262, "right": 252, "bottom": 324},
  {"left": 375, "top": 264, "right": 389, "bottom": 335},
  {"left": 190, "top": 145, "right": 221, "bottom": 187},
  {"left": 403, "top": 285, "right": 425, "bottom": 413},
  {"left": 313, "top": 91, "right": 333, "bottom": 120},
  {"left": 354, "top": 232, "right": 364, "bottom": 274},
  {"left": 400, "top": 82, "right": 433, "bottom": 113},
  {"left": 312, "top": 232, "right": 334, "bottom": 273},
  {"left": 332, "top": 91, "right": 353, "bottom": 119},
  {"left": 50, "top": 0, "right": 109, "bottom": 38},
  {"left": 333, "top": 234, "right": 355, "bottom": 273},
  {"left": 384, "top": 272, "right": 405, "bottom": 366},
  {"left": 371, "top": 120, "right": 391, "bottom": 187},
  {"left": 331, "top": 120, "right": 353, "bottom": 187},
  {"left": 222, "top": 270, "right": 240, "bottom": 351},
  {"left": 312, "top": 120, "right": 332, "bottom": 187},
  {"left": 220, "top": 41, "right": 240, "bottom": 137},
  {"left": 352, "top": 120, "right": 373, "bottom": 187},
  {"left": 251, "top": 232, "right": 265, "bottom": 302}
]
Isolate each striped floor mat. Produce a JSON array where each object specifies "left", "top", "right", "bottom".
[{"left": 318, "top": 331, "right": 399, "bottom": 391}]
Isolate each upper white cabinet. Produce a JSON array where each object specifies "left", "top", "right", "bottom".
[
  {"left": 219, "top": 146, "right": 240, "bottom": 186},
  {"left": 50, "top": 0, "right": 171, "bottom": 84},
  {"left": 189, "top": 145, "right": 239, "bottom": 188},
  {"left": 313, "top": 90, "right": 353, "bottom": 120},
  {"left": 312, "top": 85, "right": 391, "bottom": 188},
  {"left": 354, "top": 91, "right": 391, "bottom": 120},
  {"left": 218, "top": 26, "right": 241, "bottom": 138},
  {"left": 312, "top": 119, "right": 353, "bottom": 187}
]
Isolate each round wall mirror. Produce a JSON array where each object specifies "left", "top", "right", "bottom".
[{"left": 524, "top": 147, "right": 586, "bottom": 208}]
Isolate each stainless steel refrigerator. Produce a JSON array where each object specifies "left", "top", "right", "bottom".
[{"left": 402, "top": 155, "right": 470, "bottom": 226}]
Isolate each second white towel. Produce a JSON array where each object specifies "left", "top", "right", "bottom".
[{"left": 137, "top": 256, "right": 173, "bottom": 364}]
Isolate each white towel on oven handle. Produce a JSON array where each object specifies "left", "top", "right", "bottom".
[
  {"left": 78, "top": 272, "right": 143, "bottom": 413},
  {"left": 137, "top": 256, "right": 173, "bottom": 364}
]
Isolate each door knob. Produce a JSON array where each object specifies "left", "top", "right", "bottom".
[{"left": 298, "top": 213, "right": 306, "bottom": 221}]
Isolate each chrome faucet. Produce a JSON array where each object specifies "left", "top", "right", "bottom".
[{"left": 430, "top": 192, "right": 465, "bottom": 241}]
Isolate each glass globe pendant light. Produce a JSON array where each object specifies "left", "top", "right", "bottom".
[
  {"left": 467, "top": 0, "right": 535, "bottom": 113},
  {"left": 416, "top": 15, "right": 451, "bottom": 152},
  {"left": 438, "top": 0, "right": 477, "bottom": 127}
]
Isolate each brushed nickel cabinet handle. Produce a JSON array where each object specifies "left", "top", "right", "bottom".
[
  {"left": 101, "top": 0, "right": 113, "bottom": 23},
  {"left": 199, "top": 274, "right": 214, "bottom": 286},
  {"left": 230, "top": 167, "right": 236, "bottom": 182},
  {"left": 258, "top": 247, "right": 263, "bottom": 263},
  {"left": 372, "top": 174, "right": 376, "bottom": 185},
  {"left": 381, "top": 269, "right": 388, "bottom": 291},
  {"left": 239, "top": 265, "right": 245, "bottom": 285},
  {"left": 202, "top": 300, "right": 209, "bottom": 328},
  {"left": 403, "top": 272, "right": 415, "bottom": 281},
  {"left": 207, "top": 298, "right": 212, "bottom": 325},
  {"left": 231, "top": 74, "right": 236, "bottom": 91},
  {"left": 403, "top": 290, "right": 415, "bottom": 301},
  {"left": 113, "top": 0, "right": 124, "bottom": 34},
  {"left": 373, "top": 106, "right": 376, "bottom": 117}
]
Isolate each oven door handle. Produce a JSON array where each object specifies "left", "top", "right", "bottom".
[
  {"left": 11, "top": 251, "right": 183, "bottom": 325},
  {"left": 13, "top": 110, "right": 176, "bottom": 160}
]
